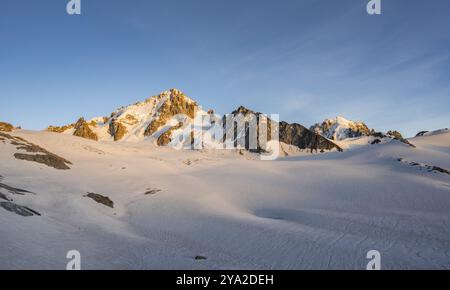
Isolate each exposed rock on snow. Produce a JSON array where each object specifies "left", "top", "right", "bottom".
[
  {"left": 0, "top": 122, "right": 14, "bottom": 132},
  {"left": 279, "top": 121, "right": 342, "bottom": 152},
  {"left": 385, "top": 131, "right": 416, "bottom": 148},
  {"left": 0, "top": 180, "right": 33, "bottom": 196},
  {"left": 14, "top": 153, "right": 71, "bottom": 170},
  {"left": 371, "top": 138, "right": 381, "bottom": 145},
  {"left": 397, "top": 158, "right": 450, "bottom": 175},
  {"left": 73, "top": 118, "right": 99, "bottom": 141},
  {"left": 144, "top": 188, "right": 161, "bottom": 195},
  {"left": 85, "top": 192, "right": 114, "bottom": 208},
  {"left": 47, "top": 123, "right": 75, "bottom": 133},
  {"left": 0, "top": 132, "right": 72, "bottom": 170},
  {"left": 416, "top": 131, "right": 429, "bottom": 137},
  {"left": 0, "top": 176, "right": 39, "bottom": 217},
  {"left": 109, "top": 119, "right": 128, "bottom": 141},
  {"left": 387, "top": 130, "right": 403, "bottom": 139},
  {"left": 0, "top": 202, "right": 41, "bottom": 217}
]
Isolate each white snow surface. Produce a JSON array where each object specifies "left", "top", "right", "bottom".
[{"left": 0, "top": 129, "right": 449, "bottom": 269}]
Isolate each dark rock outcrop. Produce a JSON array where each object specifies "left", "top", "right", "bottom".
[
  {"left": 14, "top": 153, "right": 72, "bottom": 170},
  {"left": 109, "top": 119, "right": 128, "bottom": 141},
  {"left": 0, "top": 202, "right": 41, "bottom": 217},
  {"left": 371, "top": 138, "right": 381, "bottom": 145},
  {"left": 0, "top": 180, "right": 33, "bottom": 196},
  {"left": 385, "top": 130, "right": 415, "bottom": 148},
  {"left": 387, "top": 130, "right": 403, "bottom": 139},
  {"left": 0, "top": 132, "right": 72, "bottom": 170},
  {"left": 85, "top": 192, "right": 114, "bottom": 208},
  {"left": 398, "top": 158, "right": 450, "bottom": 175},
  {"left": 415, "top": 131, "right": 429, "bottom": 137},
  {"left": 226, "top": 106, "right": 342, "bottom": 153},
  {"left": 279, "top": 122, "right": 343, "bottom": 152}
]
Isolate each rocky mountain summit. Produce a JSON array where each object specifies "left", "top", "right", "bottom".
[{"left": 47, "top": 89, "right": 199, "bottom": 144}]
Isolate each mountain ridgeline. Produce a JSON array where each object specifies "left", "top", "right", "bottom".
[{"left": 45, "top": 89, "right": 411, "bottom": 154}]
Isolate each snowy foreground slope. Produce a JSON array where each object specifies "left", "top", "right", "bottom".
[{"left": 0, "top": 129, "right": 449, "bottom": 269}]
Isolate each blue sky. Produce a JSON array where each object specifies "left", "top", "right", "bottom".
[{"left": 0, "top": 0, "right": 449, "bottom": 137}]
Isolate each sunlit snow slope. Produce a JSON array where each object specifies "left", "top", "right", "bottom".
[{"left": 0, "top": 129, "right": 449, "bottom": 269}]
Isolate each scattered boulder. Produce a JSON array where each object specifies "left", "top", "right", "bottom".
[{"left": 194, "top": 256, "right": 207, "bottom": 260}]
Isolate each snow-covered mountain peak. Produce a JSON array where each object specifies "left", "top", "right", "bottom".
[
  {"left": 46, "top": 88, "right": 201, "bottom": 143},
  {"left": 310, "top": 116, "right": 371, "bottom": 141}
]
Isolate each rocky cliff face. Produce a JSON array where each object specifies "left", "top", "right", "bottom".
[
  {"left": 144, "top": 89, "right": 198, "bottom": 137},
  {"left": 279, "top": 122, "right": 342, "bottom": 152},
  {"left": 225, "top": 106, "right": 342, "bottom": 153},
  {"left": 73, "top": 118, "right": 98, "bottom": 141}
]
